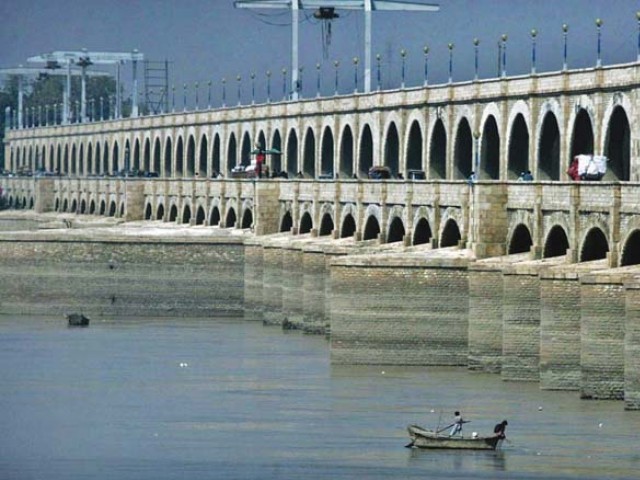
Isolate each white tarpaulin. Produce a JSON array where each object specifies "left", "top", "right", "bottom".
[{"left": 576, "top": 154, "right": 608, "bottom": 178}]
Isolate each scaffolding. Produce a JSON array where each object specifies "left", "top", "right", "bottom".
[{"left": 144, "top": 60, "right": 170, "bottom": 114}]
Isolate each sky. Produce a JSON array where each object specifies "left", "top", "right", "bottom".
[{"left": 1, "top": 0, "right": 640, "bottom": 104}]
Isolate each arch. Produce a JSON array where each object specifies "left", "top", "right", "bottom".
[
  {"left": 321, "top": 126, "right": 334, "bottom": 177},
  {"left": 169, "top": 204, "right": 178, "bottom": 222},
  {"left": 406, "top": 120, "right": 422, "bottom": 172},
  {"left": 241, "top": 131, "right": 252, "bottom": 166},
  {"left": 198, "top": 134, "right": 208, "bottom": 176},
  {"left": 454, "top": 118, "right": 472, "bottom": 179},
  {"left": 56, "top": 144, "right": 62, "bottom": 173},
  {"left": 580, "top": 227, "right": 609, "bottom": 262},
  {"left": 319, "top": 212, "right": 334, "bottom": 236},
  {"left": 156, "top": 204, "right": 165, "bottom": 220},
  {"left": 99, "top": 200, "right": 106, "bottom": 215},
  {"left": 225, "top": 207, "right": 237, "bottom": 228},
  {"left": 186, "top": 135, "right": 195, "bottom": 177},
  {"left": 384, "top": 122, "right": 400, "bottom": 176},
  {"left": 71, "top": 144, "right": 77, "bottom": 175},
  {"left": 210, "top": 206, "right": 221, "bottom": 226},
  {"left": 508, "top": 224, "right": 533, "bottom": 254},
  {"left": 508, "top": 113, "right": 529, "bottom": 180},
  {"left": 212, "top": 134, "right": 221, "bottom": 176},
  {"left": 70, "top": 199, "right": 77, "bottom": 213},
  {"left": 119, "top": 203, "right": 125, "bottom": 218},
  {"left": 413, "top": 217, "right": 432, "bottom": 246},
  {"left": 286, "top": 129, "right": 298, "bottom": 175},
  {"left": 303, "top": 128, "right": 315, "bottom": 177},
  {"left": 480, "top": 116, "right": 500, "bottom": 180},
  {"left": 87, "top": 143, "right": 93, "bottom": 174},
  {"left": 621, "top": 230, "right": 640, "bottom": 266},
  {"left": 341, "top": 213, "right": 356, "bottom": 238},
  {"left": 440, "top": 219, "right": 461, "bottom": 247},
  {"left": 543, "top": 225, "right": 569, "bottom": 258},
  {"left": 63, "top": 144, "right": 69, "bottom": 173},
  {"left": 144, "top": 203, "right": 152, "bottom": 220},
  {"left": 570, "top": 108, "right": 594, "bottom": 159},
  {"left": 175, "top": 136, "right": 184, "bottom": 177},
  {"left": 538, "top": 112, "right": 560, "bottom": 180},
  {"left": 299, "top": 211, "right": 313, "bottom": 234},
  {"left": 102, "top": 141, "right": 109, "bottom": 174},
  {"left": 241, "top": 208, "right": 253, "bottom": 229},
  {"left": 429, "top": 118, "right": 447, "bottom": 179},
  {"left": 143, "top": 138, "right": 151, "bottom": 172},
  {"left": 195, "top": 206, "right": 206, "bottom": 225},
  {"left": 339, "top": 125, "right": 354, "bottom": 178},
  {"left": 108, "top": 200, "right": 117, "bottom": 217},
  {"left": 182, "top": 204, "right": 191, "bottom": 224},
  {"left": 227, "top": 133, "right": 237, "bottom": 173},
  {"left": 604, "top": 105, "right": 630, "bottom": 181},
  {"left": 271, "top": 130, "right": 282, "bottom": 173},
  {"left": 133, "top": 138, "right": 141, "bottom": 171},
  {"left": 359, "top": 124, "right": 373, "bottom": 176},
  {"left": 78, "top": 144, "right": 84, "bottom": 175},
  {"left": 153, "top": 138, "right": 161, "bottom": 174},
  {"left": 123, "top": 139, "right": 131, "bottom": 172},
  {"left": 164, "top": 137, "right": 173, "bottom": 177},
  {"left": 79, "top": 199, "right": 86, "bottom": 214},
  {"left": 280, "top": 211, "right": 293, "bottom": 232},
  {"left": 94, "top": 143, "right": 101, "bottom": 174},
  {"left": 363, "top": 215, "right": 381, "bottom": 241},
  {"left": 387, "top": 216, "right": 405, "bottom": 243},
  {"left": 89, "top": 200, "right": 96, "bottom": 215},
  {"left": 112, "top": 141, "right": 120, "bottom": 173}
]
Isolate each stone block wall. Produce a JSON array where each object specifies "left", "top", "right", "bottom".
[
  {"left": 243, "top": 239, "right": 264, "bottom": 321},
  {"left": 624, "top": 274, "right": 640, "bottom": 409},
  {"left": 261, "top": 239, "right": 286, "bottom": 325},
  {"left": 281, "top": 242, "right": 305, "bottom": 329},
  {"left": 302, "top": 246, "right": 327, "bottom": 333}
]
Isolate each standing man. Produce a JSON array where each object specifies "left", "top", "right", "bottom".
[
  {"left": 255, "top": 143, "right": 265, "bottom": 179},
  {"left": 449, "top": 411, "right": 466, "bottom": 436}
]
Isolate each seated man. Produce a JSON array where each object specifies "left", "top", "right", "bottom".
[{"left": 493, "top": 420, "right": 508, "bottom": 439}]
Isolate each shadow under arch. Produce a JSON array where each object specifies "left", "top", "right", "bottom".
[
  {"left": 168, "top": 204, "right": 178, "bottom": 222},
  {"left": 363, "top": 215, "right": 380, "bottom": 241},
  {"left": 341, "top": 213, "right": 356, "bottom": 238},
  {"left": 319, "top": 213, "right": 334, "bottom": 236},
  {"left": 299, "top": 211, "right": 313, "bottom": 234},
  {"left": 144, "top": 203, "right": 152, "bottom": 220},
  {"left": 543, "top": 225, "right": 569, "bottom": 258},
  {"left": 225, "top": 208, "right": 237, "bottom": 228},
  {"left": 156, "top": 204, "right": 165, "bottom": 220},
  {"left": 195, "top": 206, "right": 206, "bottom": 225},
  {"left": 241, "top": 208, "right": 253, "bottom": 229},
  {"left": 621, "top": 230, "right": 640, "bottom": 266},
  {"left": 182, "top": 205, "right": 191, "bottom": 224},
  {"left": 413, "top": 218, "right": 432, "bottom": 246},
  {"left": 387, "top": 216, "right": 405, "bottom": 243},
  {"left": 508, "top": 224, "right": 533, "bottom": 255},
  {"left": 580, "top": 227, "right": 609, "bottom": 262},
  {"left": 210, "top": 206, "right": 221, "bottom": 226},
  {"left": 440, "top": 219, "right": 461, "bottom": 247},
  {"left": 280, "top": 211, "right": 293, "bottom": 232}
]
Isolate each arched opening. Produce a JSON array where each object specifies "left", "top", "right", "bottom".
[
  {"left": 280, "top": 211, "right": 293, "bottom": 232},
  {"left": 321, "top": 127, "right": 334, "bottom": 177},
  {"left": 212, "top": 134, "right": 221, "bottom": 176},
  {"left": 363, "top": 215, "right": 381, "bottom": 241},
  {"left": 406, "top": 121, "right": 423, "bottom": 172},
  {"left": 271, "top": 130, "right": 282, "bottom": 173},
  {"left": 341, "top": 213, "right": 356, "bottom": 238},
  {"left": 169, "top": 205, "right": 178, "bottom": 222},
  {"left": 241, "top": 208, "right": 253, "bottom": 229},
  {"left": 241, "top": 131, "right": 252, "bottom": 167},
  {"left": 175, "top": 137, "right": 184, "bottom": 177},
  {"left": 299, "top": 212, "right": 313, "bottom": 234},
  {"left": 99, "top": 200, "right": 106, "bottom": 215},
  {"left": 182, "top": 205, "right": 191, "bottom": 224},
  {"left": 89, "top": 200, "right": 96, "bottom": 215},
  {"left": 621, "top": 230, "right": 640, "bottom": 266},
  {"left": 112, "top": 142, "right": 120, "bottom": 173},
  {"left": 440, "top": 219, "right": 461, "bottom": 247},
  {"left": 454, "top": 118, "right": 472, "bottom": 180},
  {"left": 543, "top": 225, "right": 569, "bottom": 258},
  {"left": 102, "top": 141, "right": 109, "bottom": 174},
  {"left": 286, "top": 129, "right": 298, "bottom": 176},
  {"left": 359, "top": 124, "right": 373, "bottom": 177},
  {"left": 79, "top": 199, "right": 86, "bottom": 214},
  {"left": 570, "top": 109, "right": 594, "bottom": 159},
  {"left": 481, "top": 116, "right": 500, "bottom": 180},
  {"left": 186, "top": 135, "right": 196, "bottom": 176},
  {"left": 580, "top": 228, "right": 609, "bottom": 262},
  {"left": 70, "top": 199, "right": 77, "bottom": 212},
  {"left": 508, "top": 224, "right": 533, "bottom": 254},
  {"left": 210, "top": 206, "right": 221, "bottom": 226},
  {"left": 56, "top": 144, "right": 62, "bottom": 173},
  {"left": 384, "top": 122, "right": 400, "bottom": 176},
  {"left": 339, "top": 126, "right": 354, "bottom": 178},
  {"left": 119, "top": 203, "right": 125, "bottom": 218},
  {"left": 319, "top": 213, "right": 334, "bottom": 236},
  {"left": 156, "top": 204, "right": 165, "bottom": 220},
  {"left": 164, "top": 138, "right": 173, "bottom": 177},
  {"left": 303, "top": 128, "right": 315, "bottom": 177},
  {"left": 538, "top": 112, "right": 560, "bottom": 180},
  {"left": 78, "top": 144, "right": 84, "bottom": 175},
  {"left": 198, "top": 135, "right": 208, "bottom": 176},
  {"left": 227, "top": 133, "right": 237, "bottom": 173},
  {"left": 429, "top": 118, "right": 447, "bottom": 179},
  {"left": 94, "top": 143, "right": 101, "bottom": 174},
  {"left": 604, "top": 106, "right": 630, "bottom": 181},
  {"left": 144, "top": 203, "right": 152, "bottom": 220},
  {"left": 153, "top": 138, "right": 161, "bottom": 174},
  {"left": 63, "top": 144, "right": 69, "bottom": 173},
  {"left": 387, "top": 217, "right": 405, "bottom": 243},
  {"left": 71, "top": 144, "right": 77, "bottom": 175},
  {"left": 109, "top": 201, "right": 117, "bottom": 217},
  {"left": 508, "top": 114, "right": 529, "bottom": 180},
  {"left": 225, "top": 208, "right": 237, "bottom": 228},
  {"left": 143, "top": 138, "right": 151, "bottom": 172},
  {"left": 133, "top": 139, "right": 140, "bottom": 171},
  {"left": 413, "top": 218, "right": 432, "bottom": 246},
  {"left": 195, "top": 206, "right": 206, "bottom": 225}
]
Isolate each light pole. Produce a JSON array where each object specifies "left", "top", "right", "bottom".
[
  {"left": 353, "top": 57, "right": 359, "bottom": 92},
  {"left": 45, "top": 104, "right": 49, "bottom": 126},
  {"left": 195, "top": 81, "right": 199, "bottom": 110},
  {"left": 501, "top": 34, "right": 508, "bottom": 78},
  {"left": 282, "top": 68, "right": 287, "bottom": 100},
  {"left": 207, "top": 80, "right": 212, "bottom": 109},
  {"left": 400, "top": 48, "right": 407, "bottom": 88},
  {"left": 423, "top": 46, "right": 429, "bottom": 86},
  {"left": 473, "top": 130, "right": 480, "bottom": 176},
  {"left": 531, "top": 28, "right": 538, "bottom": 74},
  {"left": 473, "top": 38, "right": 479, "bottom": 80},
  {"left": 376, "top": 53, "right": 382, "bottom": 90},
  {"left": 334, "top": 60, "right": 340, "bottom": 95},
  {"left": 183, "top": 83, "right": 187, "bottom": 111},
  {"left": 636, "top": 11, "right": 640, "bottom": 61},
  {"left": 172, "top": 85, "right": 176, "bottom": 112},
  {"left": 236, "top": 75, "right": 242, "bottom": 105},
  {"left": 221, "top": 78, "right": 226, "bottom": 107},
  {"left": 596, "top": 18, "right": 603, "bottom": 67},
  {"left": 563, "top": 23, "right": 569, "bottom": 71},
  {"left": 448, "top": 43, "right": 454, "bottom": 83},
  {"left": 100, "top": 97, "right": 104, "bottom": 120},
  {"left": 266, "top": 70, "right": 272, "bottom": 103},
  {"left": 250, "top": 73, "right": 256, "bottom": 104},
  {"left": 316, "top": 63, "right": 321, "bottom": 97},
  {"left": 298, "top": 67, "right": 303, "bottom": 98}
]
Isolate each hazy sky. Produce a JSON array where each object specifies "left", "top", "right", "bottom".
[{"left": 2, "top": 0, "right": 639, "bottom": 102}]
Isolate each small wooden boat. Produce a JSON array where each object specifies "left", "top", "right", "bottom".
[
  {"left": 406, "top": 424, "right": 502, "bottom": 450},
  {"left": 66, "top": 313, "right": 90, "bottom": 327}
]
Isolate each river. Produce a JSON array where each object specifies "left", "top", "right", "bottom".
[{"left": 1, "top": 316, "right": 639, "bottom": 480}]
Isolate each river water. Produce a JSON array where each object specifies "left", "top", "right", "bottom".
[{"left": 1, "top": 316, "right": 639, "bottom": 480}]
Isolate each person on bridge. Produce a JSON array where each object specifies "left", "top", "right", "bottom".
[
  {"left": 567, "top": 157, "right": 581, "bottom": 181},
  {"left": 255, "top": 143, "right": 265, "bottom": 179}
]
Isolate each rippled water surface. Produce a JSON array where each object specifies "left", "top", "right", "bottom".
[{"left": 1, "top": 316, "right": 639, "bottom": 480}]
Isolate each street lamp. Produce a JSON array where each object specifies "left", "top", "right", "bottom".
[
  {"left": 448, "top": 43, "right": 454, "bottom": 83},
  {"left": 195, "top": 81, "right": 199, "bottom": 110},
  {"left": 250, "top": 73, "right": 256, "bottom": 104},
  {"left": 316, "top": 63, "right": 321, "bottom": 97},
  {"left": 298, "top": 67, "right": 303, "bottom": 98},
  {"left": 353, "top": 57, "right": 359, "bottom": 92},
  {"left": 183, "top": 83, "right": 187, "bottom": 111},
  {"left": 236, "top": 75, "right": 242, "bottom": 105},
  {"left": 221, "top": 78, "right": 226, "bottom": 107},
  {"left": 282, "top": 68, "right": 287, "bottom": 100},
  {"left": 531, "top": 28, "right": 538, "bottom": 74},
  {"left": 266, "top": 70, "right": 272, "bottom": 103},
  {"left": 172, "top": 85, "right": 176, "bottom": 112},
  {"left": 596, "top": 18, "right": 603, "bottom": 67},
  {"left": 400, "top": 48, "right": 407, "bottom": 88},
  {"left": 334, "top": 60, "right": 340, "bottom": 95},
  {"left": 207, "top": 80, "right": 212, "bottom": 109},
  {"left": 473, "top": 38, "right": 480, "bottom": 80},
  {"left": 473, "top": 130, "right": 480, "bottom": 176},
  {"left": 376, "top": 53, "right": 382, "bottom": 90},
  {"left": 423, "top": 46, "right": 429, "bottom": 86},
  {"left": 501, "top": 34, "right": 508, "bottom": 77},
  {"left": 562, "top": 23, "right": 569, "bottom": 71},
  {"left": 636, "top": 11, "right": 640, "bottom": 61}
]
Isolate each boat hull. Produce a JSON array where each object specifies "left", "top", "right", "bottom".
[{"left": 407, "top": 424, "right": 501, "bottom": 450}]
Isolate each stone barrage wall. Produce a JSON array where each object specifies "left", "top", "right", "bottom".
[
  {"left": 330, "top": 248, "right": 472, "bottom": 366},
  {"left": 0, "top": 232, "right": 245, "bottom": 318},
  {"left": 624, "top": 275, "right": 640, "bottom": 410}
]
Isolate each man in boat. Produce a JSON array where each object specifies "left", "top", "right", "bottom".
[
  {"left": 449, "top": 411, "right": 467, "bottom": 436},
  {"left": 493, "top": 420, "right": 508, "bottom": 439}
]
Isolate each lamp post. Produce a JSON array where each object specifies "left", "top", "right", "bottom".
[
  {"left": 195, "top": 82, "right": 199, "bottom": 110},
  {"left": 448, "top": 43, "right": 454, "bottom": 83},
  {"left": 298, "top": 67, "right": 303, "bottom": 98},
  {"left": 45, "top": 105, "right": 49, "bottom": 126},
  {"left": 316, "top": 63, "right": 321, "bottom": 97},
  {"left": 100, "top": 97, "right": 104, "bottom": 120},
  {"left": 400, "top": 48, "right": 407, "bottom": 88},
  {"left": 636, "top": 11, "right": 640, "bottom": 61},
  {"left": 501, "top": 34, "right": 508, "bottom": 78},
  {"left": 266, "top": 70, "right": 272, "bottom": 103},
  {"left": 282, "top": 68, "right": 287, "bottom": 100},
  {"left": 531, "top": 28, "right": 538, "bottom": 74},
  {"left": 172, "top": 85, "right": 176, "bottom": 112},
  {"left": 183, "top": 83, "right": 187, "bottom": 111},
  {"left": 221, "top": 78, "right": 226, "bottom": 107},
  {"left": 596, "top": 18, "right": 603, "bottom": 67},
  {"left": 423, "top": 46, "right": 429, "bottom": 86},
  {"left": 353, "top": 57, "right": 359, "bottom": 92},
  {"left": 207, "top": 80, "right": 212, "bottom": 109},
  {"left": 473, "top": 38, "right": 479, "bottom": 80},
  {"left": 473, "top": 130, "right": 480, "bottom": 177},
  {"left": 250, "top": 73, "right": 256, "bottom": 104},
  {"left": 376, "top": 53, "right": 382, "bottom": 90},
  {"left": 38, "top": 105, "right": 42, "bottom": 127},
  {"left": 236, "top": 75, "right": 242, "bottom": 105},
  {"left": 334, "top": 60, "right": 340, "bottom": 95},
  {"left": 563, "top": 23, "right": 569, "bottom": 71}
]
